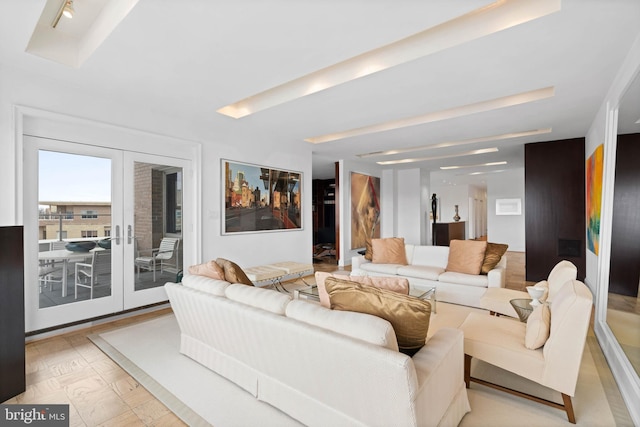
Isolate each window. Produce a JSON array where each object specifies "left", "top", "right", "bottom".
[
  {"left": 104, "top": 227, "right": 111, "bottom": 237},
  {"left": 81, "top": 230, "right": 98, "bottom": 238},
  {"left": 81, "top": 210, "right": 98, "bottom": 219}
]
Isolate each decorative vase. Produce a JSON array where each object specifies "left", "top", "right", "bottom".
[{"left": 453, "top": 205, "right": 460, "bottom": 222}]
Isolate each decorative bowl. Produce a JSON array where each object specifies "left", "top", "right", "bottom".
[
  {"left": 65, "top": 241, "right": 97, "bottom": 252},
  {"left": 526, "top": 286, "right": 545, "bottom": 306},
  {"left": 97, "top": 238, "right": 112, "bottom": 249}
]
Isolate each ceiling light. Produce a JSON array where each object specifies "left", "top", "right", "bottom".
[
  {"left": 307, "top": 87, "right": 555, "bottom": 144},
  {"left": 467, "top": 170, "right": 506, "bottom": 176},
  {"left": 52, "top": 0, "right": 74, "bottom": 28},
  {"left": 357, "top": 128, "right": 552, "bottom": 158},
  {"left": 217, "top": 0, "right": 560, "bottom": 119},
  {"left": 377, "top": 148, "right": 498, "bottom": 166},
  {"left": 440, "top": 161, "right": 507, "bottom": 170}
]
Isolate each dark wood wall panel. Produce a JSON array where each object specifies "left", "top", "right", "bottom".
[
  {"left": 0, "top": 226, "right": 25, "bottom": 402},
  {"left": 609, "top": 133, "right": 640, "bottom": 297},
  {"left": 525, "top": 138, "right": 585, "bottom": 281}
]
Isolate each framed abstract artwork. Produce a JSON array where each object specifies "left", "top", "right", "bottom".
[
  {"left": 495, "top": 198, "right": 522, "bottom": 216},
  {"left": 222, "top": 160, "right": 302, "bottom": 234},
  {"left": 586, "top": 144, "right": 603, "bottom": 254},
  {"left": 350, "top": 172, "right": 380, "bottom": 249}
]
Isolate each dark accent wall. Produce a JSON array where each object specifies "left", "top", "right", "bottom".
[
  {"left": 525, "top": 138, "right": 585, "bottom": 281},
  {"left": 609, "top": 133, "right": 640, "bottom": 297},
  {"left": 0, "top": 226, "right": 25, "bottom": 402}
]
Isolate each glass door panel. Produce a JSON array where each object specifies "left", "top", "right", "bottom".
[
  {"left": 123, "top": 153, "right": 189, "bottom": 310},
  {"left": 38, "top": 150, "right": 114, "bottom": 308},
  {"left": 24, "top": 137, "right": 124, "bottom": 332}
]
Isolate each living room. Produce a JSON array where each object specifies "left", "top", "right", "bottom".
[{"left": 0, "top": 0, "right": 639, "bottom": 425}]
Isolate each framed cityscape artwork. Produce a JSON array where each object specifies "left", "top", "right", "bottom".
[{"left": 222, "top": 160, "right": 302, "bottom": 234}]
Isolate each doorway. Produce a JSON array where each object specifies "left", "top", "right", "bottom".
[{"left": 23, "top": 136, "right": 192, "bottom": 331}]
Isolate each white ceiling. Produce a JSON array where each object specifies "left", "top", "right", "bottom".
[{"left": 1, "top": 0, "right": 639, "bottom": 184}]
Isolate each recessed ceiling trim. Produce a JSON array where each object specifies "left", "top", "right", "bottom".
[
  {"left": 308, "top": 87, "right": 555, "bottom": 144},
  {"left": 357, "top": 128, "right": 552, "bottom": 158},
  {"left": 376, "top": 148, "right": 499, "bottom": 166},
  {"left": 441, "top": 161, "right": 507, "bottom": 170},
  {"left": 217, "top": 0, "right": 560, "bottom": 119}
]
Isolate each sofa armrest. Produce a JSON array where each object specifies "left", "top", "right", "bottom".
[
  {"left": 412, "top": 328, "right": 468, "bottom": 426},
  {"left": 487, "top": 266, "right": 506, "bottom": 288},
  {"left": 351, "top": 254, "right": 369, "bottom": 270}
]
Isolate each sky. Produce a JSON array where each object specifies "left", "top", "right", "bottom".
[{"left": 39, "top": 150, "right": 111, "bottom": 203}]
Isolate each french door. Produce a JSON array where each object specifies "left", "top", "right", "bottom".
[{"left": 23, "top": 136, "right": 192, "bottom": 331}]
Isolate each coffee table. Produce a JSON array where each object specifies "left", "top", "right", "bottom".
[{"left": 294, "top": 285, "right": 437, "bottom": 314}]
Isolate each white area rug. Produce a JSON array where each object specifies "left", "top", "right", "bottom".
[{"left": 91, "top": 302, "right": 618, "bottom": 427}]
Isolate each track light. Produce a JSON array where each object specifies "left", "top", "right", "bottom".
[{"left": 52, "top": 0, "right": 74, "bottom": 28}]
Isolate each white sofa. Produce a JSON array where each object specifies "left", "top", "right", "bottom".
[
  {"left": 166, "top": 275, "right": 471, "bottom": 427},
  {"left": 351, "top": 244, "right": 507, "bottom": 308}
]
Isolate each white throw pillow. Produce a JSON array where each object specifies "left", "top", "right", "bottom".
[{"left": 525, "top": 303, "right": 551, "bottom": 349}]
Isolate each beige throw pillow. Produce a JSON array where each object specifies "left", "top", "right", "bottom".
[
  {"left": 215, "top": 258, "right": 253, "bottom": 286},
  {"left": 188, "top": 260, "right": 226, "bottom": 281},
  {"left": 371, "top": 237, "right": 408, "bottom": 265},
  {"left": 480, "top": 242, "right": 508, "bottom": 274},
  {"left": 525, "top": 303, "right": 551, "bottom": 349},
  {"left": 445, "top": 239, "right": 488, "bottom": 275},
  {"left": 325, "top": 277, "right": 431, "bottom": 356}
]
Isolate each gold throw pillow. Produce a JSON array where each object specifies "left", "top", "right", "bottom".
[
  {"left": 480, "top": 242, "right": 509, "bottom": 274},
  {"left": 215, "top": 258, "right": 253, "bottom": 286},
  {"left": 325, "top": 277, "right": 431, "bottom": 355}
]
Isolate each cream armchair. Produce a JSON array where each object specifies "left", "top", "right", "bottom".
[
  {"left": 480, "top": 260, "right": 577, "bottom": 317},
  {"left": 459, "top": 279, "right": 592, "bottom": 423}
]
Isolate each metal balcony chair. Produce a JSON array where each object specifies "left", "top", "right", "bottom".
[
  {"left": 74, "top": 249, "right": 111, "bottom": 299},
  {"left": 135, "top": 237, "right": 180, "bottom": 282}
]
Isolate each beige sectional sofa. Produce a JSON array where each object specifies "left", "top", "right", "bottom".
[
  {"left": 351, "top": 244, "right": 507, "bottom": 308},
  {"left": 166, "top": 274, "right": 471, "bottom": 427}
]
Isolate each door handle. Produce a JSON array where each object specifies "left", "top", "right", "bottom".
[
  {"left": 127, "top": 225, "right": 133, "bottom": 244},
  {"left": 115, "top": 225, "right": 121, "bottom": 245}
]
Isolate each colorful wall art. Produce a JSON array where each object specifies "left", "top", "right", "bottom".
[
  {"left": 350, "top": 172, "right": 380, "bottom": 249},
  {"left": 222, "top": 160, "right": 302, "bottom": 234},
  {"left": 586, "top": 144, "right": 604, "bottom": 254}
]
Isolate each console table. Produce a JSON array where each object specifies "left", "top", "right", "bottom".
[{"left": 433, "top": 222, "right": 465, "bottom": 246}]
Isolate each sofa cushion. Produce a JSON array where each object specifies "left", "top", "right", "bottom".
[
  {"left": 316, "top": 272, "right": 409, "bottom": 308},
  {"left": 216, "top": 258, "right": 253, "bottom": 286},
  {"left": 481, "top": 243, "right": 509, "bottom": 274},
  {"left": 188, "top": 260, "right": 226, "bottom": 281},
  {"left": 182, "top": 274, "right": 230, "bottom": 296},
  {"left": 535, "top": 280, "right": 550, "bottom": 302},
  {"left": 396, "top": 265, "right": 444, "bottom": 281},
  {"left": 438, "top": 271, "right": 489, "bottom": 288},
  {"left": 445, "top": 240, "right": 488, "bottom": 275},
  {"left": 286, "top": 299, "right": 399, "bottom": 351},
  {"left": 525, "top": 303, "right": 551, "bottom": 349},
  {"left": 358, "top": 262, "right": 403, "bottom": 275},
  {"left": 325, "top": 277, "right": 431, "bottom": 355},
  {"left": 372, "top": 237, "right": 408, "bottom": 265},
  {"left": 225, "top": 283, "right": 291, "bottom": 315},
  {"left": 410, "top": 245, "right": 449, "bottom": 269}
]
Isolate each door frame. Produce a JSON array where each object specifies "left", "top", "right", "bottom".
[{"left": 15, "top": 106, "right": 201, "bottom": 332}]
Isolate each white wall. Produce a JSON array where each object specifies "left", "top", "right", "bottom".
[
  {"left": 396, "top": 169, "right": 422, "bottom": 245},
  {"left": 486, "top": 168, "right": 525, "bottom": 252},
  {"left": 0, "top": 64, "right": 313, "bottom": 269}
]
